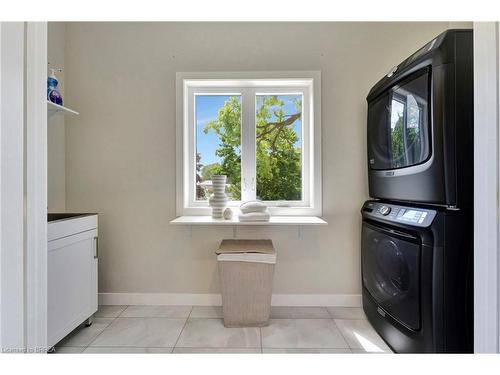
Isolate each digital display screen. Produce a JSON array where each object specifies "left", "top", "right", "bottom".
[{"left": 398, "top": 210, "right": 422, "bottom": 222}]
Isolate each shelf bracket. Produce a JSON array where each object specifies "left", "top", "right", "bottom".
[
  {"left": 188, "top": 225, "right": 193, "bottom": 239},
  {"left": 297, "top": 225, "right": 302, "bottom": 239},
  {"left": 232, "top": 226, "right": 237, "bottom": 239}
]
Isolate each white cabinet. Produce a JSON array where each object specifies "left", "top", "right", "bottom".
[{"left": 47, "top": 215, "right": 98, "bottom": 348}]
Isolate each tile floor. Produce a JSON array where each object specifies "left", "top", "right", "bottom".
[{"left": 53, "top": 305, "right": 392, "bottom": 354}]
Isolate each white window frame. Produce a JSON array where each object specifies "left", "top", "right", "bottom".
[{"left": 176, "top": 72, "right": 322, "bottom": 216}]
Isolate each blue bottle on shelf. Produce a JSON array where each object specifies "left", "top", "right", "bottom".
[{"left": 47, "top": 68, "right": 63, "bottom": 106}]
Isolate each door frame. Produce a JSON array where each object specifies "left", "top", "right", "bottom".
[
  {"left": 0, "top": 21, "right": 26, "bottom": 353},
  {"left": 0, "top": 21, "right": 47, "bottom": 353},
  {"left": 25, "top": 22, "right": 48, "bottom": 353},
  {"left": 473, "top": 21, "right": 500, "bottom": 353}
]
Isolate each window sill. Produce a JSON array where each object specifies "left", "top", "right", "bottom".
[{"left": 169, "top": 215, "right": 328, "bottom": 226}]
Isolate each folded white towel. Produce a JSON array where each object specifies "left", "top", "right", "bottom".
[
  {"left": 238, "top": 209, "right": 270, "bottom": 222},
  {"left": 240, "top": 200, "right": 267, "bottom": 214}
]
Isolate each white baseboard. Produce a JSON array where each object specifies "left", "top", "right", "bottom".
[{"left": 98, "top": 293, "right": 362, "bottom": 307}]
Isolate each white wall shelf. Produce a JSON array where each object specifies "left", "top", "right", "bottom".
[
  {"left": 170, "top": 216, "right": 328, "bottom": 226},
  {"left": 47, "top": 100, "right": 79, "bottom": 116}
]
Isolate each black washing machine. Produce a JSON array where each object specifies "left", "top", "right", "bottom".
[{"left": 361, "top": 200, "right": 473, "bottom": 353}]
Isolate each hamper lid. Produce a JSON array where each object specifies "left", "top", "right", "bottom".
[{"left": 216, "top": 239, "right": 275, "bottom": 255}]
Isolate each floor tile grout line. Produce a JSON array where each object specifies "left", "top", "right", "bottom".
[
  {"left": 83, "top": 312, "right": 122, "bottom": 350},
  {"left": 104, "top": 316, "right": 194, "bottom": 319},
  {"left": 84, "top": 345, "right": 350, "bottom": 350},
  {"left": 115, "top": 305, "right": 129, "bottom": 318},
  {"left": 262, "top": 346, "right": 352, "bottom": 350},
  {"left": 58, "top": 311, "right": 118, "bottom": 350},
  {"left": 171, "top": 306, "right": 193, "bottom": 350},
  {"left": 171, "top": 346, "right": 262, "bottom": 351},
  {"left": 94, "top": 305, "right": 129, "bottom": 319},
  {"left": 62, "top": 346, "right": 353, "bottom": 353},
  {"left": 63, "top": 306, "right": 377, "bottom": 354},
  {"left": 103, "top": 304, "right": 196, "bottom": 319},
  {"left": 331, "top": 318, "right": 357, "bottom": 352},
  {"left": 186, "top": 305, "right": 194, "bottom": 320},
  {"left": 85, "top": 345, "right": 176, "bottom": 348},
  {"left": 93, "top": 305, "right": 194, "bottom": 351},
  {"left": 259, "top": 327, "right": 263, "bottom": 353},
  {"left": 171, "top": 346, "right": 264, "bottom": 350},
  {"left": 250, "top": 346, "right": 357, "bottom": 350},
  {"left": 326, "top": 307, "right": 335, "bottom": 320},
  {"left": 85, "top": 347, "right": 173, "bottom": 351}
]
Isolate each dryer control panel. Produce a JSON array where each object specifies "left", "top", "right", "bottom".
[{"left": 362, "top": 201, "right": 437, "bottom": 228}]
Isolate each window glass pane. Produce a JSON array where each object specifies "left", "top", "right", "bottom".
[
  {"left": 195, "top": 95, "right": 241, "bottom": 201},
  {"left": 256, "top": 94, "right": 302, "bottom": 201}
]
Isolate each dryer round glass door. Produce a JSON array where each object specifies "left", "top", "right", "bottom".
[{"left": 361, "top": 222, "right": 421, "bottom": 330}]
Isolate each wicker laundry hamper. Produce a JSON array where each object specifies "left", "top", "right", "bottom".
[{"left": 216, "top": 239, "right": 276, "bottom": 328}]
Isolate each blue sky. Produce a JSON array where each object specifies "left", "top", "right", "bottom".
[
  {"left": 196, "top": 94, "right": 302, "bottom": 166},
  {"left": 196, "top": 95, "right": 237, "bottom": 166}
]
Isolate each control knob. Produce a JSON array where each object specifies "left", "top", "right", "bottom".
[{"left": 379, "top": 205, "right": 391, "bottom": 216}]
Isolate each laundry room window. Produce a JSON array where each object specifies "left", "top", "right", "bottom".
[
  {"left": 176, "top": 72, "right": 322, "bottom": 216},
  {"left": 195, "top": 94, "right": 242, "bottom": 202}
]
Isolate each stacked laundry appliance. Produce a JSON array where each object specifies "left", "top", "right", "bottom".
[{"left": 361, "top": 29, "right": 474, "bottom": 353}]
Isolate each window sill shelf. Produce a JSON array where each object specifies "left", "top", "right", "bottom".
[{"left": 170, "top": 215, "right": 328, "bottom": 226}]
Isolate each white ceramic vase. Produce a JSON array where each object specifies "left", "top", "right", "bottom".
[{"left": 209, "top": 175, "right": 228, "bottom": 219}]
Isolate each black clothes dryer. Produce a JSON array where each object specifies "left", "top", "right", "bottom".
[
  {"left": 366, "top": 29, "right": 473, "bottom": 210},
  {"left": 361, "top": 200, "right": 473, "bottom": 353}
]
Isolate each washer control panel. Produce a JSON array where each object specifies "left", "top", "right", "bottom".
[{"left": 362, "top": 201, "right": 437, "bottom": 227}]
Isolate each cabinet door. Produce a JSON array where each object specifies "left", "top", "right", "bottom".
[{"left": 47, "top": 229, "right": 98, "bottom": 347}]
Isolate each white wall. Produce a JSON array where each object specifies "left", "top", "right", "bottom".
[
  {"left": 47, "top": 22, "right": 66, "bottom": 212},
  {"left": 473, "top": 21, "right": 500, "bottom": 353},
  {"left": 63, "top": 22, "right": 466, "bottom": 303},
  {"left": 1, "top": 21, "right": 48, "bottom": 353}
]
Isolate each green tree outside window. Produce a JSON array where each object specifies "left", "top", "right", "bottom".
[{"left": 197, "top": 95, "right": 302, "bottom": 201}]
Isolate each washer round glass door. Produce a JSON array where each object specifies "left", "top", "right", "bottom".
[{"left": 362, "top": 222, "right": 421, "bottom": 330}]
